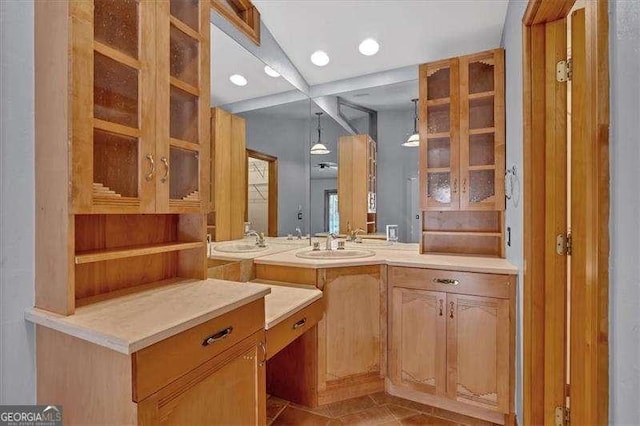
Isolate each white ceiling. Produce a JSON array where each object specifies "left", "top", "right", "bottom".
[
  {"left": 339, "top": 80, "right": 418, "bottom": 112},
  {"left": 210, "top": 24, "right": 296, "bottom": 106},
  {"left": 253, "top": 0, "right": 508, "bottom": 85}
]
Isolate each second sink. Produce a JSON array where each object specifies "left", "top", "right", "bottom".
[{"left": 214, "top": 243, "right": 268, "bottom": 253}]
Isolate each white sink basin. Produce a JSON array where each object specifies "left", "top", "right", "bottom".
[
  {"left": 295, "top": 249, "right": 376, "bottom": 260},
  {"left": 213, "top": 243, "right": 268, "bottom": 253}
]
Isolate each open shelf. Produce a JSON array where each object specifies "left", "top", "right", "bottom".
[
  {"left": 423, "top": 230, "right": 501, "bottom": 237},
  {"left": 75, "top": 241, "right": 202, "bottom": 264}
]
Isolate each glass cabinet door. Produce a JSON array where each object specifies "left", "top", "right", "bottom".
[
  {"left": 420, "top": 59, "right": 460, "bottom": 211},
  {"left": 156, "top": 0, "right": 209, "bottom": 213},
  {"left": 73, "top": 0, "right": 157, "bottom": 213},
  {"left": 459, "top": 50, "right": 505, "bottom": 211}
]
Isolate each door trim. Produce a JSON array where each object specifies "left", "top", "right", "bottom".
[
  {"left": 246, "top": 149, "right": 278, "bottom": 236},
  {"left": 522, "top": 0, "right": 609, "bottom": 424}
]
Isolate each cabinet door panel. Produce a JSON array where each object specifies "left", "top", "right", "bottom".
[
  {"left": 72, "top": 0, "right": 156, "bottom": 213},
  {"left": 420, "top": 59, "right": 460, "bottom": 211},
  {"left": 459, "top": 50, "right": 505, "bottom": 211},
  {"left": 138, "top": 334, "right": 266, "bottom": 426},
  {"left": 390, "top": 288, "right": 446, "bottom": 396},
  {"left": 320, "top": 268, "right": 382, "bottom": 387},
  {"left": 446, "top": 293, "right": 509, "bottom": 413},
  {"left": 156, "top": 0, "right": 209, "bottom": 213}
]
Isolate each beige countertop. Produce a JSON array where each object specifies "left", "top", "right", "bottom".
[
  {"left": 251, "top": 281, "right": 323, "bottom": 329},
  {"left": 253, "top": 246, "right": 518, "bottom": 275},
  {"left": 25, "top": 279, "right": 271, "bottom": 355}
]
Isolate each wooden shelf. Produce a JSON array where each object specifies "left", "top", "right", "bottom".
[
  {"left": 469, "top": 127, "right": 495, "bottom": 135},
  {"left": 75, "top": 241, "right": 203, "bottom": 264},
  {"left": 169, "top": 15, "right": 201, "bottom": 41},
  {"left": 170, "top": 76, "right": 199, "bottom": 97},
  {"left": 426, "top": 132, "right": 450, "bottom": 139},
  {"left": 170, "top": 137, "right": 201, "bottom": 152},
  {"left": 468, "top": 164, "right": 496, "bottom": 171},
  {"left": 426, "top": 97, "right": 450, "bottom": 106},
  {"left": 423, "top": 230, "right": 502, "bottom": 237},
  {"left": 468, "top": 91, "right": 495, "bottom": 100}
]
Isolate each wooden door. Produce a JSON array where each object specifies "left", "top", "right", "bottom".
[
  {"left": 71, "top": 0, "right": 157, "bottom": 214},
  {"left": 390, "top": 288, "right": 446, "bottom": 396},
  {"left": 446, "top": 293, "right": 510, "bottom": 414},
  {"left": 338, "top": 135, "right": 369, "bottom": 234},
  {"left": 459, "top": 49, "right": 505, "bottom": 211},
  {"left": 138, "top": 333, "right": 266, "bottom": 425},
  {"left": 419, "top": 58, "right": 460, "bottom": 211},
  {"left": 156, "top": 0, "right": 210, "bottom": 213}
]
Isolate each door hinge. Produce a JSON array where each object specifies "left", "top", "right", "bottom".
[
  {"left": 556, "top": 232, "right": 572, "bottom": 255},
  {"left": 556, "top": 58, "right": 573, "bottom": 82},
  {"left": 555, "top": 406, "right": 570, "bottom": 425}
]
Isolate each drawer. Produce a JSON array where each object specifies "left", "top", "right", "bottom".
[
  {"left": 266, "top": 298, "right": 323, "bottom": 359},
  {"left": 132, "top": 298, "right": 264, "bottom": 401},
  {"left": 389, "top": 267, "right": 514, "bottom": 299}
]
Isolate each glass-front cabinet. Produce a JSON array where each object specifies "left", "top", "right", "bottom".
[
  {"left": 459, "top": 51, "right": 505, "bottom": 211},
  {"left": 420, "top": 58, "right": 460, "bottom": 211},
  {"left": 71, "top": 0, "right": 209, "bottom": 214},
  {"left": 420, "top": 49, "right": 504, "bottom": 213}
]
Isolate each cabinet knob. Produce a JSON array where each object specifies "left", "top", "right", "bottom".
[{"left": 145, "top": 154, "right": 155, "bottom": 181}]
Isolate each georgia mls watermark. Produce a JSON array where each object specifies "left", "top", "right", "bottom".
[{"left": 0, "top": 405, "right": 62, "bottom": 426}]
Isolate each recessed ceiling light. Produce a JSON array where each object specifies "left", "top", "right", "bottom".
[
  {"left": 229, "top": 74, "right": 247, "bottom": 86},
  {"left": 264, "top": 65, "right": 280, "bottom": 78},
  {"left": 359, "top": 38, "right": 380, "bottom": 56},
  {"left": 310, "top": 50, "right": 330, "bottom": 67}
]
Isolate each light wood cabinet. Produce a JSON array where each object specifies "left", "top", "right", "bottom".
[
  {"left": 388, "top": 266, "right": 515, "bottom": 424},
  {"left": 261, "top": 265, "right": 386, "bottom": 407},
  {"left": 338, "top": 135, "right": 378, "bottom": 234},
  {"left": 67, "top": 0, "right": 209, "bottom": 215},
  {"left": 419, "top": 48, "right": 505, "bottom": 256},
  {"left": 209, "top": 107, "right": 247, "bottom": 241},
  {"left": 390, "top": 288, "right": 446, "bottom": 396},
  {"left": 35, "top": 0, "right": 210, "bottom": 315},
  {"left": 37, "top": 300, "right": 267, "bottom": 425}
]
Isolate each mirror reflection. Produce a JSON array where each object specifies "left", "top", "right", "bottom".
[
  {"left": 309, "top": 80, "right": 420, "bottom": 244},
  {"left": 208, "top": 24, "right": 312, "bottom": 253}
]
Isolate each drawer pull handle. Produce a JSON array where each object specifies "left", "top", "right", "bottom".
[
  {"left": 202, "top": 326, "right": 233, "bottom": 346},
  {"left": 293, "top": 318, "right": 307, "bottom": 330},
  {"left": 439, "top": 299, "right": 444, "bottom": 316},
  {"left": 258, "top": 341, "right": 266, "bottom": 367},
  {"left": 450, "top": 302, "right": 455, "bottom": 319},
  {"left": 433, "top": 278, "right": 460, "bottom": 286}
]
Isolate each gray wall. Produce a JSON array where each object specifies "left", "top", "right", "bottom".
[
  {"left": 500, "top": 0, "right": 527, "bottom": 419},
  {"left": 376, "top": 109, "right": 420, "bottom": 242},
  {"left": 0, "top": 0, "right": 36, "bottom": 404},
  {"left": 609, "top": 0, "right": 640, "bottom": 423},
  {"left": 242, "top": 112, "right": 310, "bottom": 236}
]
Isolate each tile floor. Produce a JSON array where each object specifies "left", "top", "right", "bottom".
[{"left": 267, "top": 392, "right": 498, "bottom": 426}]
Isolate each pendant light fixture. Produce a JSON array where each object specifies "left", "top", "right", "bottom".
[
  {"left": 402, "top": 98, "right": 420, "bottom": 147},
  {"left": 310, "top": 112, "right": 330, "bottom": 155}
]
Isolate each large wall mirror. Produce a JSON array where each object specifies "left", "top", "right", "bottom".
[{"left": 209, "top": 23, "right": 312, "bottom": 242}]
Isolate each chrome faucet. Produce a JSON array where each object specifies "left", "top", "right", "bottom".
[
  {"left": 325, "top": 232, "right": 338, "bottom": 250},
  {"left": 347, "top": 228, "right": 365, "bottom": 242},
  {"left": 246, "top": 230, "right": 266, "bottom": 248},
  {"left": 295, "top": 227, "right": 303, "bottom": 240}
]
